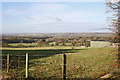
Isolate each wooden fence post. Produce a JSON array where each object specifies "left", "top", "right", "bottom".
[
  {"left": 7, "top": 54, "right": 9, "bottom": 73},
  {"left": 18, "top": 56, "right": 20, "bottom": 70},
  {"left": 62, "top": 54, "right": 66, "bottom": 80},
  {"left": 26, "top": 53, "right": 29, "bottom": 78}
]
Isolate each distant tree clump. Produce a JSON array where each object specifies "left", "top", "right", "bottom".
[
  {"left": 37, "top": 39, "right": 48, "bottom": 47},
  {"left": 2, "top": 41, "right": 9, "bottom": 47}
]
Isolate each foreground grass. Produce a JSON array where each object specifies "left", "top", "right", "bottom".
[
  {"left": 66, "top": 47, "right": 118, "bottom": 78},
  {"left": 2, "top": 47, "right": 118, "bottom": 78}
]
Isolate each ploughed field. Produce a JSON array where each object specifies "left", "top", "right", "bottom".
[{"left": 2, "top": 47, "right": 118, "bottom": 78}]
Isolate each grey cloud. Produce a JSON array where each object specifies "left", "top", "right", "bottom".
[
  {"left": 41, "top": 15, "right": 63, "bottom": 21},
  {"left": 24, "top": 16, "right": 33, "bottom": 20},
  {"left": 54, "top": 17, "right": 63, "bottom": 21}
]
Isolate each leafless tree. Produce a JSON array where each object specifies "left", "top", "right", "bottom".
[{"left": 106, "top": 0, "right": 120, "bottom": 66}]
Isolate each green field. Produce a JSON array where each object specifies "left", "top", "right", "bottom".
[
  {"left": 8, "top": 43, "right": 38, "bottom": 47},
  {"left": 2, "top": 47, "right": 118, "bottom": 78},
  {"left": 2, "top": 46, "right": 84, "bottom": 50},
  {"left": 8, "top": 42, "right": 73, "bottom": 47}
]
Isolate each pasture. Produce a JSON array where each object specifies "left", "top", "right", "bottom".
[
  {"left": 8, "top": 42, "right": 73, "bottom": 47},
  {"left": 2, "top": 47, "right": 118, "bottom": 78}
]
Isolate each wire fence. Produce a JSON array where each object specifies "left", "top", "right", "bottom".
[
  {"left": 2, "top": 50, "right": 118, "bottom": 79},
  {"left": 2, "top": 53, "right": 63, "bottom": 79}
]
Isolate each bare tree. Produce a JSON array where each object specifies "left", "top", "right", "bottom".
[{"left": 106, "top": 0, "right": 120, "bottom": 66}]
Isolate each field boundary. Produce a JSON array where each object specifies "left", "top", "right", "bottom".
[{"left": 2, "top": 53, "right": 67, "bottom": 80}]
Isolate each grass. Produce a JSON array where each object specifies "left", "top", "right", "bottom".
[
  {"left": 66, "top": 47, "right": 118, "bottom": 78},
  {"left": 2, "top": 47, "right": 118, "bottom": 78},
  {"left": 2, "top": 46, "right": 84, "bottom": 50},
  {"left": 8, "top": 42, "right": 74, "bottom": 47},
  {"left": 8, "top": 43, "right": 38, "bottom": 47},
  {"left": 48, "top": 42, "right": 56, "bottom": 46}
]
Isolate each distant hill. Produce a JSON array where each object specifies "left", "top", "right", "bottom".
[{"left": 2, "top": 32, "right": 114, "bottom": 37}]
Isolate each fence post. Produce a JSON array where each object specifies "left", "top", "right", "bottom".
[
  {"left": 18, "top": 56, "right": 20, "bottom": 70},
  {"left": 62, "top": 54, "right": 66, "bottom": 80},
  {"left": 7, "top": 54, "right": 9, "bottom": 73},
  {"left": 26, "top": 53, "right": 29, "bottom": 78}
]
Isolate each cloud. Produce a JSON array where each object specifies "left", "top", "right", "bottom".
[
  {"left": 3, "top": 3, "right": 64, "bottom": 23},
  {"left": 53, "top": 17, "right": 63, "bottom": 21},
  {"left": 41, "top": 15, "right": 63, "bottom": 22},
  {"left": 25, "top": 3, "right": 68, "bottom": 16},
  {"left": 3, "top": 9, "right": 22, "bottom": 16},
  {"left": 24, "top": 16, "right": 33, "bottom": 20},
  {"left": 4, "top": 3, "right": 101, "bottom": 24},
  {"left": 2, "top": 2, "right": 109, "bottom": 33}
]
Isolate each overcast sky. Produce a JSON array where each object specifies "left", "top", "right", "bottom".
[{"left": 2, "top": 2, "right": 111, "bottom": 33}]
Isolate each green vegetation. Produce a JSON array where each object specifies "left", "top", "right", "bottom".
[
  {"left": 8, "top": 43, "right": 38, "bottom": 47},
  {"left": 2, "top": 33, "right": 118, "bottom": 78},
  {"left": 2, "top": 33, "right": 115, "bottom": 48},
  {"left": 2, "top": 47, "right": 118, "bottom": 78},
  {"left": 2, "top": 46, "right": 82, "bottom": 50}
]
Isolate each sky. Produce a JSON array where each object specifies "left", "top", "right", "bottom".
[
  {"left": 1, "top": 0, "right": 105, "bottom": 2},
  {"left": 2, "top": 2, "right": 111, "bottom": 33}
]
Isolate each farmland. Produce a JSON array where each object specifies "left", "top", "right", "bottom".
[
  {"left": 1, "top": 33, "right": 119, "bottom": 79},
  {"left": 2, "top": 47, "right": 118, "bottom": 78},
  {"left": 2, "top": 33, "right": 115, "bottom": 48}
]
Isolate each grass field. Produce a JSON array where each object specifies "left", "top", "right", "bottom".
[
  {"left": 2, "top": 47, "right": 118, "bottom": 78},
  {"left": 2, "top": 46, "right": 84, "bottom": 50},
  {"left": 8, "top": 43, "right": 38, "bottom": 47},
  {"left": 8, "top": 42, "right": 73, "bottom": 47}
]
